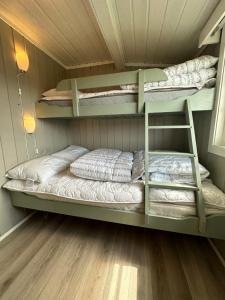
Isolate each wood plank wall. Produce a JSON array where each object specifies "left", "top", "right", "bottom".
[
  {"left": 69, "top": 116, "right": 188, "bottom": 152},
  {"left": 195, "top": 111, "right": 225, "bottom": 259},
  {"left": 0, "top": 19, "right": 69, "bottom": 236}
]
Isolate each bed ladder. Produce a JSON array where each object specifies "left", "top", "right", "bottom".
[{"left": 144, "top": 99, "right": 206, "bottom": 233}]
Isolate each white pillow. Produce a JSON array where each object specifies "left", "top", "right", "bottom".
[
  {"left": 164, "top": 55, "right": 218, "bottom": 77},
  {"left": 42, "top": 88, "right": 72, "bottom": 98},
  {"left": 7, "top": 145, "right": 89, "bottom": 183},
  {"left": 121, "top": 56, "right": 218, "bottom": 91},
  {"left": 7, "top": 156, "right": 70, "bottom": 183},
  {"left": 52, "top": 145, "right": 89, "bottom": 162}
]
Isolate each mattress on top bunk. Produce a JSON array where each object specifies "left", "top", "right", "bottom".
[
  {"left": 39, "top": 88, "right": 198, "bottom": 106},
  {"left": 4, "top": 170, "right": 144, "bottom": 212}
]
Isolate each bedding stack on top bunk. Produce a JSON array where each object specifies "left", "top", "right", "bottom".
[
  {"left": 39, "top": 55, "right": 218, "bottom": 107},
  {"left": 4, "top": 146, "right": 225, "bottom": 219}
]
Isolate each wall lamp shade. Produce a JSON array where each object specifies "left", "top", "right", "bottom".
[
  {"left": 23, "top": 115, "right": 36, "bottom": 134},
  {"left": 16, "top": 51, "right": 29, "bottom": 72}
]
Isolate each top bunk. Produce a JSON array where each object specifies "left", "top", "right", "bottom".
[{"left": 35, "top": 56, "right": 218, "bottom": 119}]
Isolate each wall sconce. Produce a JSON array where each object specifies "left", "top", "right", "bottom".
[
  {"left": 16, "top": 51, "right": 29, "bottom": 72},
  {"left": 23, "top": 114, "right": 36, "bottom": 134}
]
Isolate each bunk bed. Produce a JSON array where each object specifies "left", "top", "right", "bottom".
[
  {"left": 35, "top": 68, "right": 215, "bottom": 119},
  {"left": 4, "top": 55, "right": 225, "bottom": 240}
]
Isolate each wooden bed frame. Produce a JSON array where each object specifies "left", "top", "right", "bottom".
[
  {"left": 10, "top": 191, "right": 225, "bottom": 239},
  {"left": 35, "top": 69, "right": 215, "bottom": 119},
  {"left": 27, "top": 65, "right": 224, "bottom": 240}
]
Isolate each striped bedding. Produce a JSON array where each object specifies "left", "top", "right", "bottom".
[{"left": 70, "top": 148, "right": 133, "bottom": 183}]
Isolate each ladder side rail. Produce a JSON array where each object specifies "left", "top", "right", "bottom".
[
  {"left": 145, "top": 108, "right": 149, "bottom": 216},
  {"left": 138, "top": 70, "right": 145, "bottom": 113},
  {"left": 71, "top": 79, "right": 79, "bottom": 117},
  {"left": 185, "top": 99, "right": 206, "bottom": 232}
]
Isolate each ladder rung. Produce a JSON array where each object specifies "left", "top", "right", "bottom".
[
  {"left": 148, "top": 151, "right": 195, "bottom": 157},
  {"left": 148, "top": 181, "right": 199, "bottom": 191},
  {"left": 148, "top": 125, "right": 191, "bottom": 129}
]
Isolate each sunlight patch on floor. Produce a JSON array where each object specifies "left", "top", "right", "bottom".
[{"left": 108, "top": 263, "right": 138, "bottom": 300}]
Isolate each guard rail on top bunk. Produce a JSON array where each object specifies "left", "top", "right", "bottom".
[
  {"left": 56, "top": 68, "right": 167, "bottom": 116},
  {"left": 35, "top": 68, "right": 216, "bottom": 119}
]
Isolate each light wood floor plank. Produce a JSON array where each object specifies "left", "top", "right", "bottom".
[{"left": 0, "top": 213, "right": 224, "bottom": 300}]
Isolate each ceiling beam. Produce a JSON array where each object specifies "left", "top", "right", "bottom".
[
  {"left": 89, "top": 0, "right": 125, "bottom": 70},
  {"left": 199, "top": 0, "right": 225, "bottom": 48}
]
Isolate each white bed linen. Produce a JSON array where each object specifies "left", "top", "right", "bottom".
[
  {"left": 40, "top": 88, "right": 198, "bottom": 104},
  {"left": 148, "top": 179, "right": 225, "bottom": 218},
  {"left": 4, "top": 174, "right": 225, "bottom": 217},
  {"left": 148, "top": 179, "right": 225, "bottom": 207},
  {"left": 70, "top": 148, "right": 133, "bottom": 183},
  {"left": 148, "top": 203, "right": 225, "bottom": 219},
  {"left": 6, "top": 145, "right": 88, "bottom": 183},
  {"left": 132, "top": 150, "right": 209, "bottom": 181},
  {"left": 4, "top": 170, "right": 144, "bottom": 211}
]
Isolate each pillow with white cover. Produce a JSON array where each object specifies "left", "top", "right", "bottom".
[
  {"left": 52, "top": 145, "right": 89, "bottom": 162},
  {"left": 131, "top": 150, "right": 209, "bottom": 183},
  {"left": 70, "top": 148, "right": 133, "bottom": 183},
  {"left": 121, "top": 68, "right": 216, "bottom": 91},
  {"left": 121, "top": 55, "right": 218, "bottom": 91},
  {"left": 42, "top": 88, "right": 72, "bottom": 98},
  {"left": 164, "top": 55, "right": 218, "bottom": 77},
  {"left": 7, "top": 145, "right": 88, "bottom": 183}
]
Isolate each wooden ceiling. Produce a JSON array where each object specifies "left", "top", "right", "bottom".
[{"left": 0, "top": 0, "right": 220, "bottom": 69}]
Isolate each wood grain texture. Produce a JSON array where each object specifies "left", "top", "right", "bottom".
[
  {"left": 0, "top": 19, "right": 69, "bottom": 236},
  {"left": 0, "top": 213, "right": 224, "bottom": 300},
  {"left": 0, "top": 0, "right": 110, "bottom": 67},
  {"left": 69, "top": 116, "right": 188, "bottom": 152},
  {"left": 0, "top": 0, "right": 219, "bottom": 68}
]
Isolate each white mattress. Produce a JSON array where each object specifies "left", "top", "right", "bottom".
[
  {"left": 4, "top": 170, "right": 144, "bottom": 212},
  {"left": 4, "top": 173, "right": 225, "bottom": 218},
  {"left": 39, "top": 88, "right": 198, "bottom": 106},
  {"left": 148, "top": 179, "right": 225, "bottom": 219},
  {"left": 148, "top": 203, "right": 225, "bottom": 219}
]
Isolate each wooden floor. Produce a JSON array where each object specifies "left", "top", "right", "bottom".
[{"left": 0, "top": 213, "right": 224, "bottom": 300}]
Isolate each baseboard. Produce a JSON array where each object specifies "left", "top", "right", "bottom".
[
  {"left": 208, "top": 238, "right": 225, "bottom": 268},
  {"left": 0, "top": 212, "right": 35, "bottom": 243}
]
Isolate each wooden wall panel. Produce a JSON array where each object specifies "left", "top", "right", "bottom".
[
  {"left": 194, "top": 111, "right": 225, "bottom": 259},
  {"left": 194, "top": 111, "right": 225, "bottom": 193},
  {"left": 66, "top": 63, "right": 116, "bottom": 78},
  {"left": 0, "top": 19, "right": 69, "bottom": 236},
  {"left": 69, "top": 115, "right": 187, "bottom": 152}
]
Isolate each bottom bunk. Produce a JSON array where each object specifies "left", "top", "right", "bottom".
[
  {"left": 4, "top": 169, "right": 225, "bottom": 240},
  {"left": 3, "top": 145, "right": 225, "bottom": 240},
  {"left": 9, "top": 191, "right": 225, "bottom": 240}
]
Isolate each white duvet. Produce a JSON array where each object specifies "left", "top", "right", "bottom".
[
  {"left": 70, "top": 148, "right": 133, "bottom": 183},
  {"left": 132, "top": 150, "right": 209, "bottom": 182}
]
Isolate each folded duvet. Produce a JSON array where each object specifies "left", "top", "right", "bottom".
[
  {"left": 132, "top": 150, "right": 209, "bottom": 183},
  {"left": 70, "top": 148, "right": 133, "bottom": 183}
]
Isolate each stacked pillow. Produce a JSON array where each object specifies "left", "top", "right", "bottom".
[
  {"left": 7, "top": 145, "right": 88, "bottom": 183},
  {"left": 121, "top": 55, "right": 218, "bottom": 91}
]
